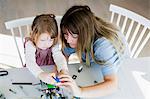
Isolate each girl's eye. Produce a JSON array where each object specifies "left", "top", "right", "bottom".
[
  {"left": 41, "top": 40, "right": 45, "bottom": 41},
  {"left": 49, "top": 39, "right": 54, "bottom": 41}
]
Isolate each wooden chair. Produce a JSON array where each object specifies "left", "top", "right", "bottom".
[
  {"left": 109, "top": 4, "right": 150, "bottom": 58},
  {"left": 5, "top": 16, "right": 62, "bottom": 67}
]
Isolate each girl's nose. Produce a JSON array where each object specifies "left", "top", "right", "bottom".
[{"left": 46, "top": 41, "right": 52, "bottom": 47}]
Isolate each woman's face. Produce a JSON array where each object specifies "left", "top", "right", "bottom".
[
  {"left": 64, "top": 29, "right": 78, "bottom": 48},
  {"left": 36, "top": 32, "right": 54, "bottom": 50}
]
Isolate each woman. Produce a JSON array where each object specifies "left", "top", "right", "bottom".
[{"left": 56, "top": 5, "right": 125, "bottom": 98}]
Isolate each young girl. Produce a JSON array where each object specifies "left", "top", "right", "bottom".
[{"left": 25, "top": 14, "right": 68, "bottom": 84}]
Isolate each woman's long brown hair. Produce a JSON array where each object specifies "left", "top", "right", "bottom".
[{"left": 60, "top": 5, "right": 125, "bottom": 65}]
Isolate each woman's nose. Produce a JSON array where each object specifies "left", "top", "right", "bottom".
[{"left": 66, "top": 35, "right": 73, "bottom": 43}]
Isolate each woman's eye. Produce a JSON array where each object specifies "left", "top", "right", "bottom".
[{"left": 72, "top": 34, "right": 78, "bottom": 38}]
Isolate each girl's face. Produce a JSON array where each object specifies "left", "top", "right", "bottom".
[
  {"left": 36, "top": 32, "right": 54, "bottom": 50},
  {"left": 64, "top": 29, "right": 78, "bottom": 48}
]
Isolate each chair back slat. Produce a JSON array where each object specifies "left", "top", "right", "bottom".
[
  {"left": 121, "top": 16, "right": 128, "bottom": 34},
  {"left": 116, "top": 14, "right": 121, "bottom": 26},
  {"left": 128, "top": 23, "right": 141, "bottom": 49},
  {"left": 10, "top": 28, "right": 24, "bottom": 66},
  {"left": 18, "top": 26, "right": 24, "bottom": 46},
  {"left": 125, "top": 20, "right": 134, "bottom": 41},
  {"left": 26, "top": 25, "right": 31, "bottom": 35},
  {"left": 109, "top": 4, "right": 150, "bottom": 58},
  {"left": 134, "top": 31, "right": 150, "bottom": 58},
  {"left": 131, "top": 27, "right": 147, "bottom": 57},
  {"left": 110, "top": 12, "right": 114, "bottom": 23}
]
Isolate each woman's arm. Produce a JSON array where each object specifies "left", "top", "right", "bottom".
[
  {"left": 57, "top": 38, "right": 120, "bottom": 98},
  {"left": 80, "top": 74, "right": 118, "bottom": 98},
  {"left": 78, "top": 37, "right": 120, "bottom": 98},
  {"left": 79, "top": 37, "right": 120, "bottom": 98},
  {"left": 57, "top": 73, "right": 118, "bottom": 98}
]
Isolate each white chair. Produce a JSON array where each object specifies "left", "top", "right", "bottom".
[
  {"left": 5, "top": 16, "right": 62, "bottom": 67},
  {"left": 109, "top": 4, "right": 150, "bottom": 58}
]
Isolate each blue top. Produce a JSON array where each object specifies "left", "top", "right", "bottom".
[{"left": 63, "top": 37, "right": 121, "bottom": 76}]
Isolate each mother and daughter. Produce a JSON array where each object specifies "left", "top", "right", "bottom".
[{"left": 25, "top": 5, "right": 125, "bottom": 98}]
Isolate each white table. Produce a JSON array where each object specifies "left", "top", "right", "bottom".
[
  {"left": 67, "top": 57, "right": 150, "bottom": 99},
  {"left": 0, "top": 57, "right": 150, "bottom": 99},
  {"left": 0, "top": 66, "right": 56, "bottom": 99},
  {"left": 103, "top": 57, "right": 150, "bottom": 99}
]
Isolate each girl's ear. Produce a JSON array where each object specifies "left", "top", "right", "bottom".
[{"left": 33, "top": 34, "right": 38, "bottom": 45}]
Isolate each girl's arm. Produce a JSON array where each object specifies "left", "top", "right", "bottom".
[
  {"left": 25, "top": 41, "right": 55, "bottom": 84},
  {"left": 25, "top": 41, "right": 44, "bottom": 77},
  {"left": 52, "top": 43, "right": 68, "bottom": 72}
]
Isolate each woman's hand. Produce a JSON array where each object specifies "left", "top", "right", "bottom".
[
  {"left": 56, "top": 73, "right": 83, "bottom": 97},
  {"left": 38, "top": 72, "right": 57, "bottom": 84}
]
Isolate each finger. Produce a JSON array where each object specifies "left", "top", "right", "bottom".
[
  {"left": 50, "top": 73, "right": 56, "bottom": 77},
  {"left": 59, "top": 78, "right": 72, "bottom": 83},
  {"left": 58, "top": 74, "right": 72, "bottom": 79},
  {"left": 56, "top": 82, "right": 72, "bottom": 87}
]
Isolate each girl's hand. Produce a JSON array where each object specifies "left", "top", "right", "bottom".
[
  {"left": 56, "top": 74, "right": 82, "bottom": 97},
  {"left": 59, "top": 69, "right": 69, "bottom": 75},
  {"left": 38, "top": 72, "right": 57, "bottom": 84}
]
